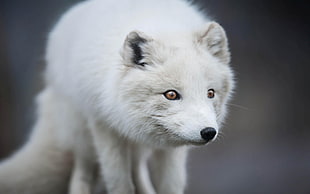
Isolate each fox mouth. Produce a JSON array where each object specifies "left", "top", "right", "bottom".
[
  {"left": 178, "top": 135, "right": 213, "bottom": 146},
  {"left": 172, "top": 135, "right": 210, "bottom": 146},
  {"left": 185, "top": 139, "right": 209, "bottom": 146}
]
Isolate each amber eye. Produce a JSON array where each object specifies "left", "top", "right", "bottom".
[
  {"left": 163, "top": 90, "right": 180, "bottom": 100},
  {"left": 207, "top": 89, "right": 215, "bottom": 98}
]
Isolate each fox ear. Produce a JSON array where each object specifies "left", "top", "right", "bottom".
[
  {"left": 197, "top": 22, "right": 230, "bottom": 64},
  {"left": 122, "top": 31, "right": 153, "bottom": 67}
]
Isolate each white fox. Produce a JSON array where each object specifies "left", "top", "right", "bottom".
[{"left": 0, "top": 0, "right": 234, "bottom": 193}]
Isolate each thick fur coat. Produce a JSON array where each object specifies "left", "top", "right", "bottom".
[{"left": 0, "top": 0, "right": 234, "bottom": 193}]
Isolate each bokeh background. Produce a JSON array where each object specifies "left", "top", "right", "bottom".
[{"left": 0, "top": 0, "right": 309, "bottom": 193}]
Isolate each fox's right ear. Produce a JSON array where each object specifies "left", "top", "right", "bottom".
[
  {"left": 196, "top": 22, "right": 230, "bottom": 64},
  {"left": 122, "top": 31, "right": 153, "bottom": 68}
]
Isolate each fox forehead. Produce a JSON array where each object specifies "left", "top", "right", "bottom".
[{"left": 146, "top": 47, "right": 227, "bottom": 86}]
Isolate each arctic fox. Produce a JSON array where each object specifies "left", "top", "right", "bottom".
[{"left": 0, "top": 0, "right": 234, "bottom": 193}]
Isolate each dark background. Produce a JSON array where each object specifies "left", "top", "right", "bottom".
[{"left": 0, "top": 0, "right": 309, "bottom": 193}]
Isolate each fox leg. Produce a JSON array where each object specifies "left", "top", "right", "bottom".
[
  {"left": 89, "top": 121, "right": 135, "bottom": 194},
  {"left": 150, "top": 147, "right": 188, "bottom": 194}
]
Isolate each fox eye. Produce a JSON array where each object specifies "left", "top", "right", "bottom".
[
  {"left": 207, "top": 89, "right": 215, "bottom": 98},
  {"left": 163, "top": 90, "right": 180, "bottom": 100}
]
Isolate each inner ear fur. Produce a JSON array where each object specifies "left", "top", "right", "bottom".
[
  {"left": 122, "top": 31, "right": 153, "bottom": 67},
  {"left": 197, "top": 22, "right": 230, "bottom": 64}
]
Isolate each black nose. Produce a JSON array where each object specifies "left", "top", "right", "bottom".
[{"left": 200, "top": 127, "right": 217, "bottom": 142}]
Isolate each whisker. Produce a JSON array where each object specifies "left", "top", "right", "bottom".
[
  {"left": 227, "top": 103, "right": 249, "bottom": 110},
  {"left": 213, "top": 131, "right": 226, "bottom": 145}
]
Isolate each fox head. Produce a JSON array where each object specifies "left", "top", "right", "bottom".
[{"left": 106, "top": 22, "right": 234, "bottom": 147}]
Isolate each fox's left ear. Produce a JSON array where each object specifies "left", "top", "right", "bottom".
[
  {"left": 122, "top": 31, "right": 153, "bottom": 68},
  {"left": 196, "top": 22, "right": 230, "bottom": 64}
]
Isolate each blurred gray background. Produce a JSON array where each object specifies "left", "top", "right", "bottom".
[{"left": 0, "top": 0, "right": 309, "bottom": 193}]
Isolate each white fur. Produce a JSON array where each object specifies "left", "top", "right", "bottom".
[{"left": 0, "top": 0, "right": 234, "bottom": 193}]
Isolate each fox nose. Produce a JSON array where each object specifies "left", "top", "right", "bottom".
[{"left": 200, "top": 127, "right": 217, "bottom": 142}]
